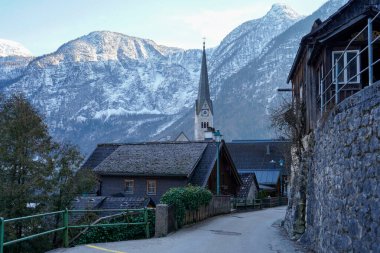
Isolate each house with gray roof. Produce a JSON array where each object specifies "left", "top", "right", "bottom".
[
  {"left": 82, "top": 141, "right": 242, "bottom": 203},
  {"left": 227, "top": 140, "right": 291, "bottom": 197}
]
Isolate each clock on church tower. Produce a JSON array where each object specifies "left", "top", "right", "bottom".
[{"left": 201, "top": 109, "right": 209, "bottom": 117}]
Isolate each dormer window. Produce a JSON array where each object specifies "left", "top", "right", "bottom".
[{"left": 332, "top": 50, "right": 360, "bottom": 84}]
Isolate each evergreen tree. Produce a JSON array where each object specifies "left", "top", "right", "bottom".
[
  {"left": 0, "top": 94, "right": 52, "bottom": 218},
  {"left": 0, "top": 94, "right": 96, "bottom": 251}
]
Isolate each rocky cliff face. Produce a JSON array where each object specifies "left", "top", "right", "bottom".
[{"left": 0, "top": 0, "right": 348, "bottom": 154}]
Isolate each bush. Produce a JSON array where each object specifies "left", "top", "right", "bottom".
[
  {"left": 73, "top": 209, "right": 155, "bottom": 245},
  {"left": 160, "top": 185, "right": 212, "bottom": 227}
]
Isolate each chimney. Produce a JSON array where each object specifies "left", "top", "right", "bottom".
[{"left": 266, "top": 144, "right": 270, "bottom": 155}]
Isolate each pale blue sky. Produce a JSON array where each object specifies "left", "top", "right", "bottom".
[{"left": 0, "top": 0, "right": 328, "bottom": 56}]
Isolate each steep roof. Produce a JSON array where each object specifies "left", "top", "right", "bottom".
[
  {"left": 93, "top": 142, "right": 208, "bottom": 176},
  {"left": 237, "top": 173, "right": 259, "bottom": 198},
  {"left": 174, "top": 131, "right": 190, "bottom": 142},
  {"left": 189, "top": 142, "right": 217, "bottom": 186},
  {"left": 227, "top": 140, "right": 290, "bottom": 171},
  {"left": 195, "top": 42, "right": 213, "bottom": 114},
  {"left": 190, "top": 141, "right": 242, "bottom": 186},
  {"left": 82, "top": 144, "right": 121, "bottom": 169}
]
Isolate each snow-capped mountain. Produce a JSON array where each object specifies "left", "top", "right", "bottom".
[
  {"left": 209, "top": 3, "right": 302, "bottom": 90},
  {"left": 0, "top": 39, "right": 32, "bottom": 57},
  {"left": 0, "top": 39, "right": 33, "bottom": 83},
  {"left": 0, "top": 0, "right": 348, "bottom": 154}
]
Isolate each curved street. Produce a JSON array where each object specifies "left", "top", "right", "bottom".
[{"left": 49, "top": 206, "right": 305, "bottom": 253}]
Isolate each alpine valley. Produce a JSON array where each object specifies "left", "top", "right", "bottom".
[{"left": 0, "top": 0, "right": 347, "bottom": 155}]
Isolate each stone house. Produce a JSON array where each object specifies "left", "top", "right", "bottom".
[{"left": 82, "top": 141, "right": 242, "bottom": 204}]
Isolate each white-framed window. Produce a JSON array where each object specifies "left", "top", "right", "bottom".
[
  {"left": 146, "top": 180, "right": 156, "bottom": 195},
  {"left": 332, "top": 50, "right": 360, "bottom": 84},
  {"left": 125, "top": 179, "right": 134, "bottom": 194}
]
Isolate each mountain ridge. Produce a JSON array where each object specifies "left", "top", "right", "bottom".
[{"left": 0, "top": 0, "right": 349, "bottom": 154}]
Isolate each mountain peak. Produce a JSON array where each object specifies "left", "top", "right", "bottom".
[
  {"left": 48, "top": 30, "right": 182, "bottom": 63},
  {"left": 0, "top": 39, "right": 32, "bottom": 57},
  {"left": 267, "top": 3, "right": 301, "bottom": 20}
]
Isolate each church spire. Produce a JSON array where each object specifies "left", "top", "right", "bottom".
[
  {"left": 196, "top": 41, "right": 213, "bottom": 115},
  {"left": 194, "top": 41, "right": 214, "bottom": 141}
]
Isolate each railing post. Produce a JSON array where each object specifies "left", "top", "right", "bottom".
[
  {"left": 320, "top": 80, "right": 324, "bottom": 113},
  {"left": 216, "top": 141, "right": 220, "bottom": 195},
  {"left": 63, "top": 209, "right": 69, "bottom": 248},
  {"left": 0, "top": 217, "right": 4, "bottom": 253},
  {"left": 144, "top": 208, "right": 149, "bottom": 239},
  {"left": 335, "top": 59, "right": 339, "bottom": 105},
  {"left": 368, "top": 17, "right": 373, "bottom": 85}
]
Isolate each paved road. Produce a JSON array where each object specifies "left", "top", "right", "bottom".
[{"left": 49, "top": 206, "right": 305, "bottom": 253}]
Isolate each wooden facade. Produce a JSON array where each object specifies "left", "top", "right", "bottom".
[{"left": 288, "top": 1, "right": 380, "bottom": 133}]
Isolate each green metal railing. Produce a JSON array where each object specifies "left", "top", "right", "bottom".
[{"left": 0, "top": 208, "right": 150, "bottom": 253}]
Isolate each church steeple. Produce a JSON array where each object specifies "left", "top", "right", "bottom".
[
  {"left": 194, "top": 41, "right": 214, "bottom": 141},
  {"left": 195, "top": 42, "right": 213, "bottom": 115}
]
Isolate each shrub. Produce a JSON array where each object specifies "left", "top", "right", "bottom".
[
  {"left": 160, "top": 185, "right": 212, "bottom": 227},
  {"left": 73, "top": 209, "right": 155, "bottom": 245}
]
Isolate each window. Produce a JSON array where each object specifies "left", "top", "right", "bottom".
[
  {"left": 147, "top": 180, "right": 156, "bottom": 195},
  {"left": 332, "top": 50, "right": 360, "bottom": 84},
  {"left": 125, "top": 179, "right": 134, "bottom": 194}
]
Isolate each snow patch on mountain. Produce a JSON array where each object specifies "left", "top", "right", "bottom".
[{"left": 0, "top": 39, "right": 32, "bottom": 57}]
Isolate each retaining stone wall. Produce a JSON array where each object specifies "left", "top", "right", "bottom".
[{"left": 286, "top": 82, "right": 380, "bottom": 253}]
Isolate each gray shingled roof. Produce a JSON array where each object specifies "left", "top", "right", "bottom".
[
  {"left": 195, "top": 44, "right": 213, "bottom": 114},
  {"left": 82, "top": 144, "right": 121, "bottom": 169},
  {"left": 93, "top": 142, "right": 208, "bottom": 176},
  {"left": 189, "top": 142, "right": 217, "bottom": 186},
  {"left": 101, "top": 197, "right": 155, "bottom": 209},
  {"left": 237, "top": 173, "right": 259, "bottom": 198},
  {"left": 190, "top": 141, "right": 242, "bottom": 187},
  {"left": 227, "top": 140, "right": 290, "bottom": 171},
  {"left": 71, "top": 196, "right": 106, "bottom": 210}
]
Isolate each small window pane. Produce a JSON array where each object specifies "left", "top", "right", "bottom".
[
  {"left": 333, "top": 53, "right": 344, "bottom": 83},
  {"left": 125, "top": 180, "right": 134, "bottom": 194},
  {"left": 147, "top": 180, "right": 156, "bottom": 195},
  {"left": 347, "top": 52, "right": 358, "bottom": 83}
]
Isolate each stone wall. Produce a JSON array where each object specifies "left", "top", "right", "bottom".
[{"left": 285, "top": 82, "right": 380, "bottom": 252}]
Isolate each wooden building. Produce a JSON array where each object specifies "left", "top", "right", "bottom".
[
  {"left": 82, "top": 141, "right": 242, "bottom": 204},
  {"left": 288, "top": 0, "right": 380, "bottom": 133}
]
